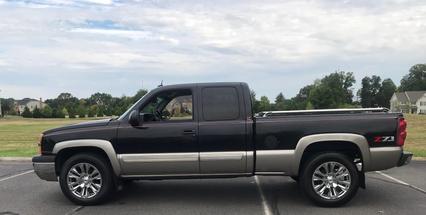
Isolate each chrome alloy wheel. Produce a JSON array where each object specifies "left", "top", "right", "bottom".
[
  {"left": 67, "top": 163, "right": 102, "bottom": 199},
  {"left": 312, "top": 161, "right": 351, "bottom": 200}
]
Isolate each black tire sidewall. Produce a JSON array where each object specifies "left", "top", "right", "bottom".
[
  {"left": 59, "top": 153, "right": 114, "bottom": 205},
  {"left": 301, "top": 152, "right": 359, "bottom": 207}
]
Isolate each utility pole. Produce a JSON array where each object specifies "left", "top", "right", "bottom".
[{"left": 0, "top": 89, "right": 2, "bottom": 117}]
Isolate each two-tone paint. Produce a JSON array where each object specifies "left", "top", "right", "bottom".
[{"left": 34, "top": 82, "right": 409, "bottom": 182}]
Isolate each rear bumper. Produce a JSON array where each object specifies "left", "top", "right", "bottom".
[
  {"left": 397, "top": 151, "right": 413, "bottom": 167},
  {"left": 32, "top": 155, "right": 57, "bottom": 181},
  {"left": 367, "top": 147, "right": 413, "bottom": 171}
]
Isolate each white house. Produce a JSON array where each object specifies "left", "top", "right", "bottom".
[
  {"left": 15, "top": 98, "right": 47, "bottom": 114},
  {"left": 417, "top": 95, "right": 426, "bottom": 114},
  {"left": 390, "top": 91, "right": 426, "bottom": 114}
]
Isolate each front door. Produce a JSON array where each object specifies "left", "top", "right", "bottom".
[{"left": 116, "top": 88, "right": 199, "bottom": 176}]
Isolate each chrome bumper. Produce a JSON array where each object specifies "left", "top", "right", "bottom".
[{"left": 32, "top": 155, "right": 57, "bottom": 181}]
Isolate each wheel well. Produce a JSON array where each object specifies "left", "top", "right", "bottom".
[
  {"left": 55, "top": 146, "right": 110, "bottom": 175},
  {"left": 299, "top": 141, "right": 363, "bottom": 174}
]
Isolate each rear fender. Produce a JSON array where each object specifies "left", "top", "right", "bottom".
[{"left": 293, "top": 133, "right": 370, "bottom": 175}]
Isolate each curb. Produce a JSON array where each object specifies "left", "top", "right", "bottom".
[
  {"left": 0, "top": 157, "right": 32, "bottom": 162},
  {"left": 413, "top": 157, "right": 426, "bottom": 161}
]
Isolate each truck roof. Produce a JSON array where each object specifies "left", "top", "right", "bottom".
[{"left": 152, "top": 82, "right": 248, "bottom": 91}]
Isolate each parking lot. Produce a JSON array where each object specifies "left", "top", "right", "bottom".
[{"left": 0, "top": 161, "right": 425, "bottom": 215}]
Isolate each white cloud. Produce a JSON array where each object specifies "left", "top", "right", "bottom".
[
  {"left": 0, "top": 58, "right": 8, "bottom": 66},
  {"left": 0, "top": 0, "right": 425, "bottom": 99},
  {"left": 83, "top": 0, "right": 113, "bottom": 5},
  {"left": 70, "top": 28, "right": 180, "bottom": 44}
]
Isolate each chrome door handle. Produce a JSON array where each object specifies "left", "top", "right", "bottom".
[{"left": 183, "top": 130, "right": 196, "bottom": 135}]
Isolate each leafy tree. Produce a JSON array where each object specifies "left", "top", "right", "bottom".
[
  {"left": 46, "top": 92, "right": 79, "bottom": 118},
  {"left": 22, "top": 107, "right": 32, "bottom": 118},
  {"left": 359, "top": 76, "right": 396, "bottom": 108},
  {"left": 399, "top": 64, "right": 426, "bottom": 91},
  {"left": 88, "top": 93, "right": 114, "bottom": 116},
  {"left": 33, "top": 107, "right": 43, "bottom": 118},
  {"left": 51, "top": 108, "right": 65, "bottom": 118},
  {"left": 250, "top": 89, "right": 261, "bottom": 113},
  {"left": 258, "top": 96, "right": 271, "bottom": 111},
  {"left": 132, "top": 89, "right": 148, "bottom": 103},
  {"left": 75, "top": 99, "right": 87, "bottom": 118},
  {"left": 308, "top": 71, "right": 355, "bottom": 109},
  {"left": 359, "top": 77, "right": 372, "bottom": 107},
  {"left": 309, "top": 84, "right": 336, "bottom": 108},
  {"left": 88, "top": 105, "right": 99, "bottom": 117},
  {"left": 287, "top": 85, "right": 314, "bottom": 110},
  {"left": 0, "top": 98, "right": 15, "bottom": 116},
  {"left": 306, "top": 101, "right": 314, "bottom": 109},
  {"left": 359, "top": 76, "right": 381, "bottom": 107},
  {"left": 377, "top": 78, "right": 397, "bottom": 108},
  {"left": 42, "top": 106, "right": 53, "bottom": 118},
  {"left": 62, "top": 107, "right": 69, "bottom": 118},
  {"left": 274, "top": 93, "right": 286, "bottom": 110},
  {"left": 76, "top": 106, "right": 87, "bottom": 118},
  {"left": 113, "top": 96, "right": 132, "bottom": 115}
]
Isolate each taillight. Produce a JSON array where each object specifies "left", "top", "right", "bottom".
[{"left": 397, "top": 118, "right": 407, "bottom": 146}]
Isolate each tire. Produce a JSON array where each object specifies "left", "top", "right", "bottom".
[
  {"left": 59, "top": 153, "right": 115, "bottom": 205},
  {"left": 300, "top": 152, "right": 359, "bottom": 207}
]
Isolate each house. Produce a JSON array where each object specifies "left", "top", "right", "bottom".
[
  {"left": 15, "top": 98, "right": 47, "bottom": 114},
  {"left": 390, "top": 91, "right": 426, "bottom": 114}
]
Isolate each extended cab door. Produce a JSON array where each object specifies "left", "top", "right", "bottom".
[
  {"left": 197, "top": 84, "right": 251, "bottom": 174},
  {"left": 116, "top": 87, "right": 199, "bottom": 176}
]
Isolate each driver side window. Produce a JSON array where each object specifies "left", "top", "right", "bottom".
[{"left": 141, "top": 89, "right": 193, "bottom": 122}]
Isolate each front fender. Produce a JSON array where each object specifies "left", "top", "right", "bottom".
[{"left": 52, "top": 139, "right": 121, "bottom": 176}]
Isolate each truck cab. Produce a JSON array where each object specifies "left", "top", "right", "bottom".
[{"left": 116, "top": 82, "right": 254, "bottom": 176}]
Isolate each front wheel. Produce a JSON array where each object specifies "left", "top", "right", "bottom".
[
  {"left": 300, "top": 152, "right": 359, "bottom": 207},
  {"left": 59, "top": 153, "right": 115, "bottom": 205}
]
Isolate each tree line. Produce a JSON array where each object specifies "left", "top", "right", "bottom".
[
  {"left": 1, "top": 89, "right": 148, "bottom": 118},
  {"left": 251, "top": 63, "right": 425, "bottom": 113},
  {"left": 1, "top": 64, "right": 425, "bottom": 118}
]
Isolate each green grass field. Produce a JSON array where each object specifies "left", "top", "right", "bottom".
[
  {"left": 404, "top": 114, "right": 426, "bottom": 158},
  {"left": 0, "top": 116, "right": 99, "bottom": 157},
  {"left": 0, "top": 115, "right": 425, "bottom": 157}
]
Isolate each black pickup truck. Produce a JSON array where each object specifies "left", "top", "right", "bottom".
[{"left": 32, "top": 82, "right": 412, "bottom": 207}]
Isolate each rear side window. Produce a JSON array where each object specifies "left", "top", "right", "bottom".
[{"left": 202, "top": 87, "right": 240, "bottom": 121}]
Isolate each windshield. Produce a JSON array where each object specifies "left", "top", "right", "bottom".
[{"left": 117, "top": 92, "right": 150, "bottom": 121}]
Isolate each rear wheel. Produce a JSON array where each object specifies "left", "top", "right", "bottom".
[
  {"left": 300, "top": 152, "right": 359, "bottom": 207},
  {"left": 59, "top": 153, "right": 115, "bottom": 205}
]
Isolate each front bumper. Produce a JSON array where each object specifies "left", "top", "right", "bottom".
[
  {"left": 397, "top": 151, "right": 413, "bottom": 167},
  {"left": 32, "top": 155, "right": 57, "bottom": 181}
]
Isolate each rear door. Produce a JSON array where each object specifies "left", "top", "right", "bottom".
[{"left": 197, "top": 84, "right": 250, "bottom": 174}]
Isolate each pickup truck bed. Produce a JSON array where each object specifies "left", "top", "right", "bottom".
[{"left": 255, "top": 111, "right": 405, "bottom": 176}]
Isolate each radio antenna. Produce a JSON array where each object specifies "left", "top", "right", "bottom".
[{"left": 158, "top": 80, "right": 163, "bottom": 87}]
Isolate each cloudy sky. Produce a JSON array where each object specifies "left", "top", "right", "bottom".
[{"left": 0, "top": 0, "right": 425, "bottom": 100}]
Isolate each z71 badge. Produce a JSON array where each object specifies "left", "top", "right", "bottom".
[{"left": 374, "top": 136, "right": 395, "bottom": 143}]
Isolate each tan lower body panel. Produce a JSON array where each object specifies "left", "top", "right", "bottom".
[
  {"left": 118, "top": 151, "right": 251, "bottom": 176},
  {"left": 118, "top": 153, "right": 199, "bottom": 175}
]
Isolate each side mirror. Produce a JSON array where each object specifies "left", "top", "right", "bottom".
[{"left": 128, "top": 110, "right": 142, "bottom": 126}]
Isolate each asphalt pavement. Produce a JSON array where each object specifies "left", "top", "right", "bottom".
[{"left": 0, "top": 161, "right": 425, "bottom": 215}]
